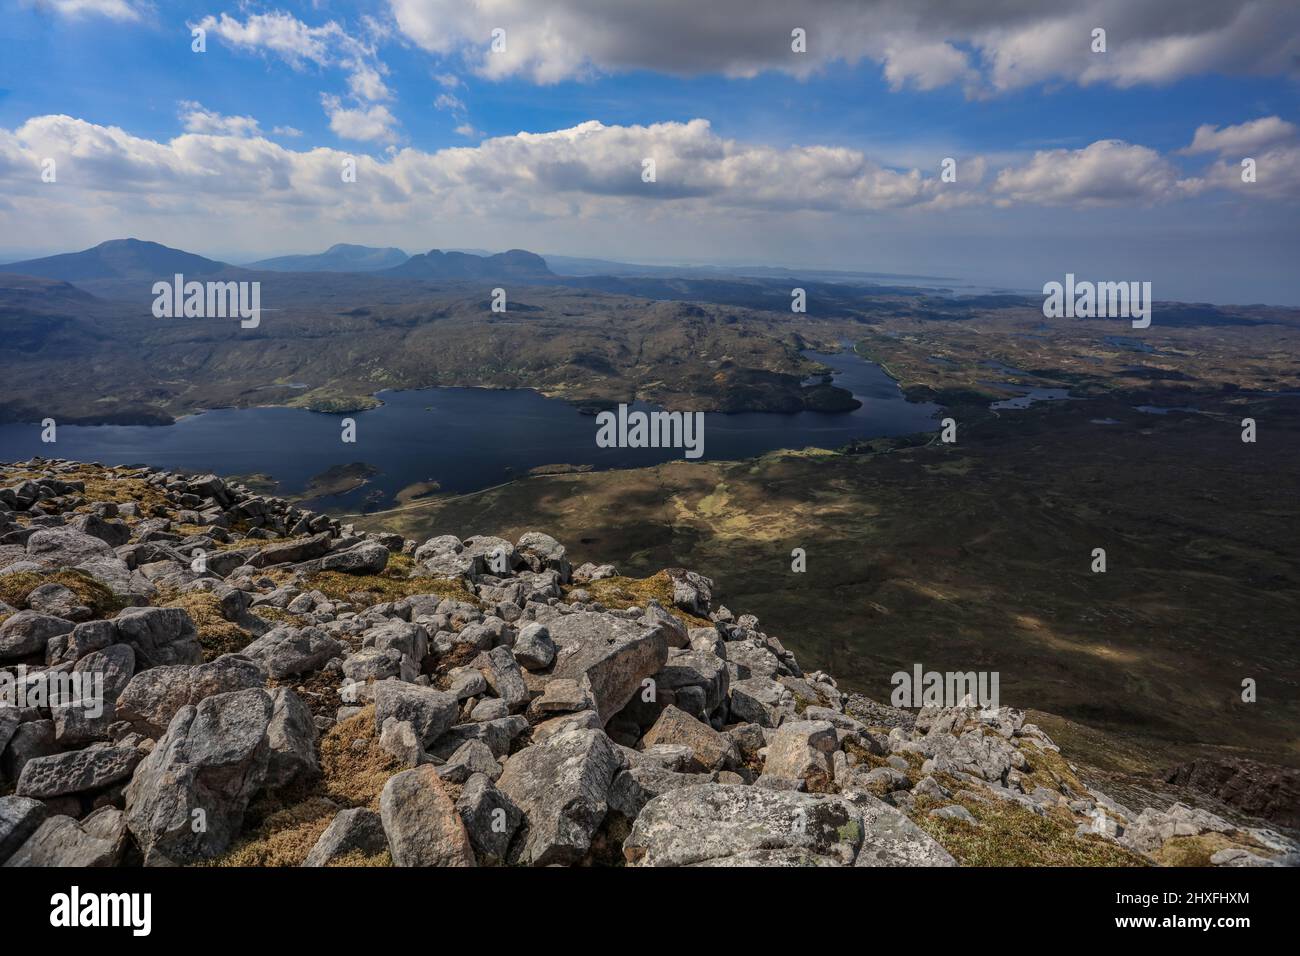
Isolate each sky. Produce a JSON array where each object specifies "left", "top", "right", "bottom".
[{"left": 0, "top": 0, "right": 1298, "bottom": 303}]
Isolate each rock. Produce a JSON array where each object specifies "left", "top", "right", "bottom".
[
  {"left": 112, "top": 606, "right": 204, "bottom": 667},
  {"left": 16, "top": 746, "right": 144, "bottom": 798},
  {"left": 241, "top": 625, "right": 343, "bottom": 679},
  {"left": 124, "top": 688, "right": 274, "bottom": 864},
  {"left": 379, "top": 765, "right": 476, "bottom": 867},
  {"left": 512, "top": 622, "right": 556, "bottom": 670},
  {"left": 437, "top": 739, "right": 502, "bottom": 784},
  {"left": 625, "top": 784, "right": 864, "bottom": 866},
  {"left": 758, "top": 720, "right": 838, "bottom": 792},
  {"left": 930, "top": 804, "right": 980, "bottom": 826},
  {"left": 469, "top": 698, "right": 509, "bottom": 722},
  {"left": 373, "top": 681, "right": 459, "bottom": 747},
  {"left": 26, "top": 527, "right": 113, "bottom": 566},
  {"left": 728, "top": 676, "right": 790, "bottom": 727},
  {"left": 250, "top": 532, "right": 332, "bottom": 567},
  {"left": 115, "top": 654, "right": 266, "bottom": 738},
  {"left": 0, "top": 610, "right": 74, "bottom": 662},
  {"left": 46, "top": 618, "right": 115, "bottom": 665},
  {"left": 641, "top": 600, "right": 689, "bottom": 648},
  {"left": 848, "top": 793, "right": 957, "bottom": 867},
  {"left": 666, "top": 568, "right": 713, "bottom": 617},
  {"left": 428, "top": 716, "right": 528, "bottom": 761},
  {"left": 455, "top": 772, "right": 522, "bottom": 865},
  {"left": 302, "top": 808, "right": 388, "bottom": 867},
  {"left": 3, "top": 808, "right": 129, "bottom": 867},
  {"left": 656, "top": 649, "right": 729, "bottom": 716},
  {"left": 319, "top": 542, "right": 389, "bottom": 575},
  {"left": 68, "top": 513, "right": 131, "bottom": 548},
  {"left": 341, "top": 647, "right": 404, "bottom": 683},
  {"left": 515, "top": 532, "right": 570, "bottom": 579},
  {"left": 639, "top": 706, "right": 738, "bottom": 773},
  {"left": 379, "top": 718, "right": 425, "bottom": 768},
  {"left": 265, "top": 687, "right": 319, "bottom": 788},
  {"left": 548, "top": 611, "right": 669, "bottom": 726},
  {"left": 473, "top": 645, "right": 530, "bottom": 711},
  {"left": 51, "top": 643, "right": 137, "bottom": 744},
  {"left": 1, "top": 720, "right": 59, "bottom": 784},
  {"left": 609, "top": 765, "right": 704, "bottom": 821},
  {"left": 25, "top": 583, "right": 90, "bottom": 620},
  {"left": 0, "top": 795, "right": 48, "bottom": 863},
  {"left": 497, "top": 728, "right": 622, "bottom": 866}
]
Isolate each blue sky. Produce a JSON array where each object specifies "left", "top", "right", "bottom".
[{"left": 1, "top": 0, "right": 1298, "bottom": 303}]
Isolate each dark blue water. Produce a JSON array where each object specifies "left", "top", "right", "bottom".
[{"left": 0, "top": 350, "right": 938, "bottom": 509}]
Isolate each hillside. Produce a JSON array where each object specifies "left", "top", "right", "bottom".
[
  {"left": 246, "top": 244, "right": 410, "bottom": 273},
  {"left": 1, "top": 239, "right": 232, "bottom": 281},
  {"left": 1, "top": 459, "right": 1295, "bottom": 867}
]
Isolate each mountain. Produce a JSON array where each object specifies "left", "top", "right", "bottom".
[
  {"left": 245, "top": 243, "right": 409, "bottom": 273},
  {"left": 1, "top": 238, "right": 232, "bottom": 281},
  {"left": 382, "top": 248, "right": 553, "bottom": 280}
]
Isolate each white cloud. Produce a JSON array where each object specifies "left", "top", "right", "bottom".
[
  {"left": 178, "top": 101, "right": 261, "bottom": 138},
  {"left": 0, "top": 113, "right": 1289, "bottom": 260},
  {"left": 272, "top": 126, "right": 303, "bottom": 137},
  {"left": 321, "top": 97, "right": 399, "bottom": 143},
  {"left": 386, "top": 0, "right": 1300, "bottom": 93},
  {"left": 993, "top": 140, "right": 1204, "bottom": 206},
  {"left": 34, "top": 0, "right": 143, "bottom": 20},
  {"left": 454, "top": 123, "right": 483, "bottom": 138},
  {"left": 195, "top": 10, "right": 397, "bottom": 140},
  {"left": 434, "top": 93, "right": 466, "bottom": 113},
  {"left": 1181, "top": 116, "right": 1298, "bottom": 155}
]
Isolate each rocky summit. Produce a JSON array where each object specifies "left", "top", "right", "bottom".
[{"left": 0, "top": 458, "right": 1295, "bottom": 868}]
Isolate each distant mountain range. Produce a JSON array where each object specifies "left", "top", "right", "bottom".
[
  {"left": 1, "top": 238, "right": 233, "bottom": 281},
  {"left": 246, "top": 243, "right": 409, "bottom": 273},
  {"left": 382, "top": 248, "right": 552, "bottom": 280},
  {"left": 1, "top": 239, "right": 553, "bottom": 283}
]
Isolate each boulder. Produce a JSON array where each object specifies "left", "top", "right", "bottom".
[
  {"left": 0, "top": 611, "right": 74, "bottom": 662},
  {"left": 548, "top": 612, "right": 669, "bottom": 726},
  {"left": 3, "top": 808, "right": 129, "bottom": 867},
  {"left": 115, "top": 654, "right": 266, "bottom": 738},
  {"left": 240, "top": 625, "right": 343, "bottom": 679},
  {"left": 379, "top": 765, "right": 476, "bottom": 867},
  {"left": 302, "top": 808, "right": 388, "bottom": 867},
  {"left": 124, "top": 688, "right": 274, "bottom": 864},
  {"left": 639, "top": 706, "right": 737, "bottom": 773},
  {"left": 373, "top": 681, "right": 459, "bottom": 748},
  {"left": 455, "top": 772, "right": 522, "bottom": 865},
  {"left": 0, "top": 795, "right": 48, "bottom": 864},
  {"left": 624, "top": 784, "right": 864, "bottom": 866},
  {"left": 497, "top": 728, "right": 621, "bottom": 866},
  {"left": 16, "top": 746, "right": 144, "bottom": 798},
  {"left": 112, "top": 606, "right": 204, "bottom": 668}
]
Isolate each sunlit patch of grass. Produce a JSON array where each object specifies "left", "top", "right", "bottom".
[
  {"left": 0, "top": 569, "right": 126, "bottom": 619},
  {"left": 911, "top": 793, "right": 1149, "bottom": 867},
  {"left": 575, "top": 571, "right": 710, "bottom": 627},
  {"left": 206, "top": 707, "right": 398, "bottom": 867},
  {"left": 155, "top": 588, "right": 250, "bottom": 660},
  {"left": 303, "top": 566, "right": 476, "bottom": 609}
]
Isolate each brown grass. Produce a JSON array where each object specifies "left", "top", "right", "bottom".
[
  {"left": 0, "top": 569, "right": 126, "bottom": 619},
  {"left": 575, "top": 571, "right": 711, "bottom": 627},
  {"left": 303, "top": 566, "right": 476, "bottom": 609},
  {"left": 155, "top": 589, "right": 251, "bottom": 660}
]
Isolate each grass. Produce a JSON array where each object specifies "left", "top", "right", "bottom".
[
  {"left": 155, "top": 589, "right": 251, "bottom": 660},
  {"left": 0, "top": 569, "right": 126, "bottom": 619},
  {"left": 911, "top": 793, "right": 1150, "bottom": 867},
  {"left": 208, "top": 706, "right": 399, "bottom": 867},
  {"left": 574, "top": 571, "right": 711, "bottom": 627},
  {"left": 302, "top": 560, "right": 476, "bottom": 610}
]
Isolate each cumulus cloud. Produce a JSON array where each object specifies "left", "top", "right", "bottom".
[
  {"left": 385, "top": 0, "right": 1300, "bottom": 94},
  {"left": 993, "top": 140, "right": 1204, "bottom": 206},
  {"left": 1181, "top": 116, "right": 1298, "bottom": 155},
  {"left": 320, "top": 97, "right": 399, "bottom": 143},
  {"left": 178, "top": 101, "right": 261, "bottom": 138},
  {"left": 0, "top": 113, "right": 1288, "bottom": 253},
  {"left": 195, "top": 10, "right": 396, "bottom": 137}
]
